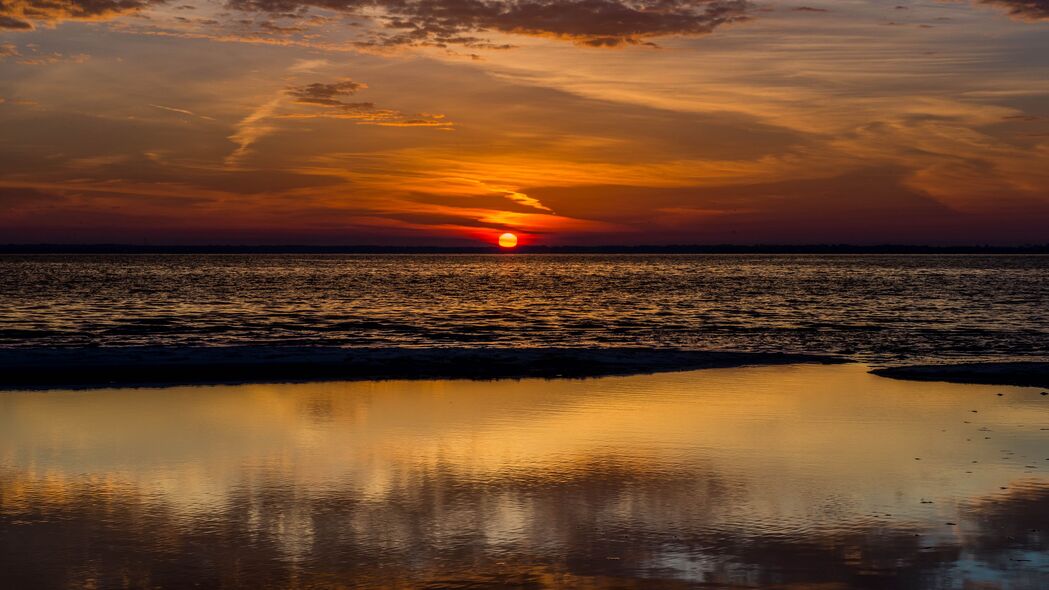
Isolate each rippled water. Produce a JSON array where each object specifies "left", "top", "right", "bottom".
[
  {"left": 2, "top": 364, "right": 1048, "bottom": 588},
  {"left": 1, "top": 255, "right": 1048, "bottom": 364}
]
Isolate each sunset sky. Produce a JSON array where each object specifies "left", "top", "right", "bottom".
[{"left": 1, "top": 0, "right": 1047, "bottom": 245}]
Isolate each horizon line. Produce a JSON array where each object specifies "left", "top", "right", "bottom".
[{"left": 3, "top": 244, "right": 1049, "bottom": 254}]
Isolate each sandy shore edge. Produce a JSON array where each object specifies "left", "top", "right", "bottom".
[
  {"left": 871, "top": 362, "right": 1049, "bottom": 388},
  {"left": 0, "top": 347, "right": 846, "bottom": 391}
]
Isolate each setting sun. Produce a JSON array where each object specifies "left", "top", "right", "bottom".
[{"left": 498, "top": 233, "right": 518, "bottom": 248}]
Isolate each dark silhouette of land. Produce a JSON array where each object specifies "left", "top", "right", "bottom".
[
  {"left": 0, "top": 347, "right": 844, "bottom": 390},
  {"left": 2, "top": 244, "right": 1048, "bottom": 254},
  {"left": 872, "top": 362, "right": 1049, "bottom": 388}
]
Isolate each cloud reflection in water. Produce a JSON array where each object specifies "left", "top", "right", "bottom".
[{"left": 2, "top": 364, "right": 1048, "bottom": 588}]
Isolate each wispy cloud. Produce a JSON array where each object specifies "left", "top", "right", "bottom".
[
  {"left": 225, "top": 96, "right": 283, "bottom": 167},
  {"left": 287, "top": 58, "right": 330, "bottom": 73},
  {"left": 149, "top": 103, "right": 216, "bottom": 121},
  {"left": 1, "top": 42, "right": 89, "bottom": 65}
]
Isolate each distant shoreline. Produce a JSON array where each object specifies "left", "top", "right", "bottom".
[
  {"left": 0, "top": 347, "right": 845, "bottom": 391},
  {"left": 2, "top": 244, "right": 1049, "bottom": 255}
]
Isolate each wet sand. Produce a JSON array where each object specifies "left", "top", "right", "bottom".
[
  {"left": 2, "top": 363, "right": 1048, "bottom": 588},
  {"left": 0, "top": 346, "right": 843, "bottom": 390}
]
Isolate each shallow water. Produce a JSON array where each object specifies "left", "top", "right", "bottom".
[
  {"left": 2, "top": 364, "right": 1047, "bottom": 588},
  {"left": 2, "top": 254, "right": 1048, "bottom": 364}
]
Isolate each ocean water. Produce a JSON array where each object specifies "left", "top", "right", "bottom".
[
  {"left": 2, "top": 254, "right": 1047, "bottom": 364},
  {"left": 2, "top": 364, "right": 1047, "bottom": 588}
]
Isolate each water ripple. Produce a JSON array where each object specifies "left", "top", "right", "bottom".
[{"left": 1, "top": 254, "right": 1047, "bottom": 364}]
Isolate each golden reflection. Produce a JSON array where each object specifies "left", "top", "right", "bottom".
[
  {"left": 2, "top": 365, "right": 1045, "bottom": 517},
  {"left": 2, "top": 364, "right": 1048, "bottom": 587}
]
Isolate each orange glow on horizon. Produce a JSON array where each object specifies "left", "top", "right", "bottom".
[{"left": 1, "top": 0, "right": 1047, "bottom": 245}]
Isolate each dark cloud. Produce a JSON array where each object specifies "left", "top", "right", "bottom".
[
  {"left": 1, "top": 0, "right": 756, "bottom": 46},
  {"left": 0, "top": 0, "right": 162, "bottom": 29},
  {"left": 286, "top": 79, "right": 366, "bottom": 106},
  {"left": 980, "top": 0, "right": 1049, "bottom": 19},
  {"left": 281, "top": 78, "right": 451, "bottom": 126},
  {"left": 227, "top": 0, "right": 753, "bottom": 47},
  {"left": 526, "top": 167, "right": 955, "bottom": 227},
  {"left": 522, "top": 165, "right": 1049, "bottom": 244},
  {"left": 258, "top": 19, "right": 306, "bottom": 32},
  {"left": 0, "top": 14, "right": 33, "bottom": 28}
]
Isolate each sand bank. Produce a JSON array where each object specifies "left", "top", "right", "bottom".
[
  {"left": 871, "top": 362, "right": 1049, "bottom": 388},
  {"left": 0, "top": 347, "right": 845, "bottom": 390}
]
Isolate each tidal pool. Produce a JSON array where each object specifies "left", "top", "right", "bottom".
[{"left": 2, "top": 364, "right": 1047, "bottom": 588}]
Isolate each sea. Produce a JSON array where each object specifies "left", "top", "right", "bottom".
[
  {"left": 3, "top": 254, "right": 1049, "bottom": 588},
  {"left": 1, "top": 254, "right": 1047, "bottom": 364}
]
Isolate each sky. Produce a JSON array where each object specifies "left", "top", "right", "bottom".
[{"left": 0, "top": 0, "right": 1047, "bottom": 245}]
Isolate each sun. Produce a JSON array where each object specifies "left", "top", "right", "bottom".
[{"left": 498, "top": 232, "right": 518, "bottom": 248}]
